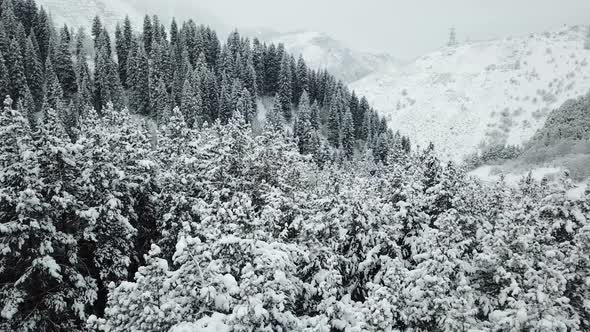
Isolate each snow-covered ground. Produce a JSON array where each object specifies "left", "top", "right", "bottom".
[
  {"left": 470, "top": 165, "right": 562, "bottom": 185},
  {"left": 350, "top": 25, "right": 590, "bottom": 161},
  {"left": 470, "top": 165, "right": 587, "bottom": 200},
  {"left": 269, "top": 30, "right": 401, "bottom": 83}
]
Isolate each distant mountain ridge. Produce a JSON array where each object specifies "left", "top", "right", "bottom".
[
  {"left": 350, "top": 25, "right": 590, "bottom": 161},
  {"left": 36, "top": 0, "right": 142, "bottom": 30},
  {"left": 264, "top": 30, "right": 402, "bottom": 83}
]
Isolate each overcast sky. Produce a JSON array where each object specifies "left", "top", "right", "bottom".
[{"left": 183, "top": 0, "right": 590, "bottom": 59}]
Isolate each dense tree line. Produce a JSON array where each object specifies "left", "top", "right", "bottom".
[
  {"left": 527, "top": 91, "right": 590, "bottom": 147},
  {"left": 0, "top": 0, "right": 410, "bottom": 163}
]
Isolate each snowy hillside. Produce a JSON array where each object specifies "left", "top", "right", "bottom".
[
  {"left": 36, "top": 0, "right": 143, "bottom": 30},
  {"left": 268, "top": 31, "right": 401, "bottom": 83},
  {"left": 351, "top": 25, "right": 590, "bottom": 161},
  {"left": 36, "top": 0, "right": 225, "bottom": 33}
]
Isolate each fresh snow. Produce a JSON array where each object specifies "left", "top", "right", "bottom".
[
  {"left": 469, "top": 165, "right": 562, "bottom": 186},
  {"left": 350, "top": 25, "right": 590, "bottom": 161}
]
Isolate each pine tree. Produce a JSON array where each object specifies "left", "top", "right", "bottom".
[
  {"left": 130, "top": 45, "right": 150, "bottom": 115},
  {"left": 19, "top": 84, "right": 36, "bottom": 126},
  {"left": 180, "top": 76, "right": 202, "bottom": 128},
  {"left": 356, "top": 97, "right": 369, "bottom": 139},
  {"left": 341, "top": 108, "right": 355, "bottom": 159},
  {"left": 55, "top": 27, "right": 78, "bottom": 98},
  {"left": 294, "top": 54, "right": 308, "bottom": 105},
  {"left": 15, "top": 0, "right": 37, "bottom": 34},
  {"left": 93, "top": 43, "right": 123, "bottom": 111},
  {"left": 310, "top": 100, "right": 320, "bottom": 130},
  {"left": 23, "top": 36, "right": 43, "bottom": 111},
  {"left": 264, "top": 43, "right": 278, "bottom": 95},
  {"left": 170, "top": 18, "right": 178, "bottom": 47},
  {"left": 95, "top": 28, "right": 111, "bottom": 57},
  {"left": 278, "top": 55, "right": 292, "bottom": 121},
  {"left": 76, "top": 60, "right": 93, "bottom": 110},
  {"left": 265, "top": 94, "right": 284, "bottom": 132},
  {"left": 448, "top": 26, "right": 457, "bottom": 47},
  {"left": 0, "top": 22, "right": 8, "bottom": 57},
  {"left": 91, "top": 15, "right": 102, "bottom": 40},
  {"left": 6, "top": 38, "right": 27, "bottom": 106},
  {"left": 151, "top": 77, "right": 169, "bottom": 124},
  {"left": 43, "top": 56, "right": 63, "bottom": 110},
  {"left": 328, "top": 101, "right": 341, "bottom": 147},
  {"left": 0, "top": 49, "right": 9, "bottom": 101},
  {"left": 235, "top": 87, "right": 254, "bottom": 123},
  {"left": 143, "top": 15, "right": 153, "bottom": 55},
  {"left": 34, "top": 6, "right": 51, "bottom": 62},
  {"left": 218, "top": 75, "right": 233, "bottom": 124},
  {"left": 294, "top": 91, "right": 313, "bottom": 154}
]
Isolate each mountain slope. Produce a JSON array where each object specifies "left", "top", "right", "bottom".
[
  {"left": 267, "top": 30, "right": 401, "bottom": 83},
  {"left": 36, "top": 0, "right": 143, "bottom": 30},
  {"left": 351, "top": 25, "right": 590, "bottom": 161},
  {"left": 36, "top": 0, "right": 225, "bottom": 33}
]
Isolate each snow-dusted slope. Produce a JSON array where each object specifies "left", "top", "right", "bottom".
[
  {"left": 36, "top": 0, "right": 225, "bottom": 34},
  {"left": 36, "top": 0, "right": 143, "bottom": 31},
  {"left": 268, "top": 31, "right": 401, "bottom": 83},
  {"left": 351, "top": 25, "right": 590, "bottom": 161}
]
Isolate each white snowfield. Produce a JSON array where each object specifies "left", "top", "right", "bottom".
[
  {"left": 350, "top": 25, "right": 590, "bottom": 161},
  {"left": 270, "top": 31, "right": 401, "bottom": 83}
]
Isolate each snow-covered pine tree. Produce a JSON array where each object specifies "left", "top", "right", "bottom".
[
  {"left": 55, "top": 25, "right": 78, "bottom": 99},
  {"left": 327, "top": 99, "right": 341, "bottom": 147},
  {"left": 43, "top": 56, "right": 63, "bottom": 110},
  {"left": 340, "top": 108, "right": 355, "bottom": 159},
  {"left": 0, "top": 49, "right": 9, "bottom": 100},
  {"left": 91, "top": 15, "right": 102, "bottom": 40},
  {"left": 180, "top": 76, "right": 202, "bottom": 128},
  {"left": 265, "top": 94, "right": 284, "bottom": 133},
  {"left": 143, "top": 15, "right": 153, "bottom": 55},
  {"left": 23, "top": 37, "right": 42, "bottom": 110},
  {"left": 6, "top": 38, "right": 27, "bottom": 105},
  {"left": 294, "top": 91, "right": 313, "bottom": 155},
  {"left": 277, "top": 54, "right": 292, "bottom": 121}
]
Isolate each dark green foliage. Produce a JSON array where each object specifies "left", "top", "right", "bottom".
[
  {"left": 529, "top": 92, "right": 590, "bottom": 146},
  {"left": 294, "top": 54, "right": 307, "bottom": 105},
  {"left": 54, "top": 27, "right": 78, "bottom": 98},
  {"left": 143, "top": 15, "right": 153, "bottom": 55},
  {"left": 151, "top": 77, "right": 169, "bottom": 124},
  {"left": 23, "top": 36, "right": 42, "bottom": 111},
  {"left": 0, "top": 49, "right": 9, "bottom": 100},
  {"left": 180, "top": 76, "right": 201, "bottom": 127},
  {"left": 43, "top": 56, "right": 62, "bottom": 110},
  {"left": 218, "top": 75, "right": 233, "bottom": 124},
  {"left": 278, "top": 55, "right": 292, "bottom": 121},
  {"left": 91, "top": 15, "right": 101, "bottom": 39},
  {"left": 341, "top": 108, "right": 355, "bottom": 159},
  {"left": 129, "top": 45, "right": 150, "bottom": 115},
  {"left": 294, "top": 91, "right": 313, "bottom": 154},
  {"left": 92, "top": 42, "right": 123, "bottom": 111},
  {"left": 5, "top": 38, "right": 27, "bottom": 105}
]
